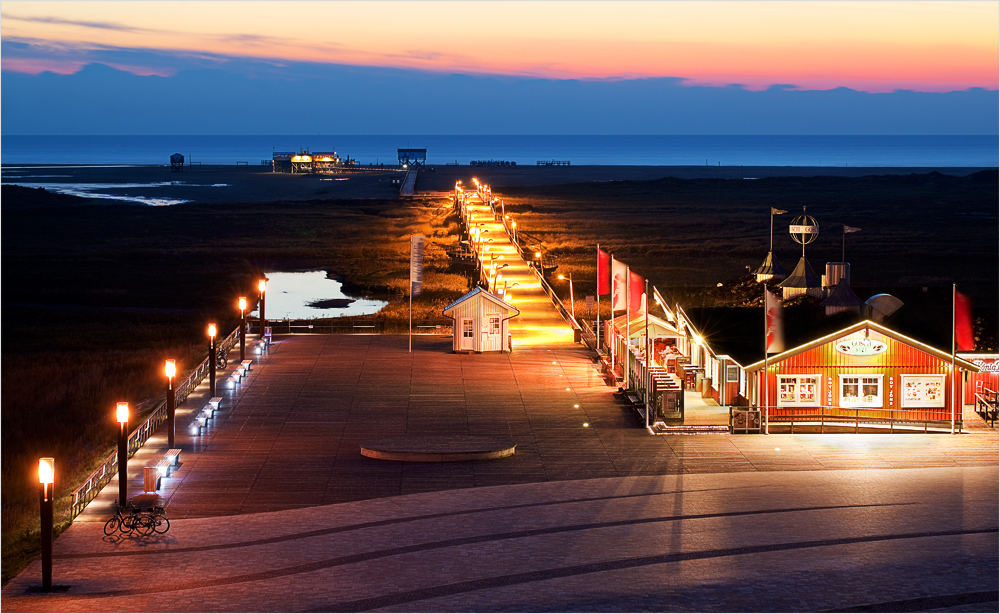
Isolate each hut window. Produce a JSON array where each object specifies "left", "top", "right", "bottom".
[
  {"left": 489, "top": 316, "right": 500, "bottom": 334},
  {"left": 900, "top": 375, "right": 946, "bottom": 408},
  {"left": 840, "top": 375, "right": 884, "bottom": 407},
  {"left": 462, "top": 320, "right": 474, "bottom": 339},
  {"left": 778, "top": 375, "right": 820, "bottom": 406}
]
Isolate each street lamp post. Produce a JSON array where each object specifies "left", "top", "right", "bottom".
[
  {"left": 165, "top": 360, "right": 176, "bottom": 448},
  {"left": 558, "top": 274, "right": 575, "bottom": 318},
  {"left": 116, "top": 402, "right": 129, "bottom": 506},
  {"left": 38, "top": 457, "right": 54, "bottom": 591},
  {"left": 258, "top": 279, "right": 267, "bottom": 339},
  {"left": 238, "top": 296, "right": 247, "bottom": 362},
  {"left": 208, "top": 323, "right": 217, "bottom": 397}
]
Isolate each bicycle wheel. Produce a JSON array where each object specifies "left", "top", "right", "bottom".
[
  {"left": 153, "top": 515, "right": 170, "bottom": 534},
  {"left": 119, "top": 516, "right": 134, "bottom": 535},
  {"left": 138, "top": 515, "right": 156, "bottom": 536},
  {"left": 103, "top": 516, "right": 119, "bottom": 536}
]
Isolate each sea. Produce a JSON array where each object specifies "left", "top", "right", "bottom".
[{"left": 2, "top": 135, "right": 997, "bottom": 167}]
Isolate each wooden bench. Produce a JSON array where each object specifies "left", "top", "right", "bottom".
[
  {"left": 190, "top": 415, "right": 207, "bottom": 435},
  {"left": 240, "top": 360, "right": 253, "bottom": 372},
  {"left": 208, "top": 397, "right": 222, "bottom": 411},
  {"left": 165, "top": 449, "right": 182, "bottom": 468}
]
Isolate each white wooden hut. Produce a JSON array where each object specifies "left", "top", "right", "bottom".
[{"left": 443, "top": 287, "right": 520, "bottom": 353}]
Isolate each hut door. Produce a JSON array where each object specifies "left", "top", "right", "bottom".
[{"left": 460, "top": 318, "right": 474, "bottom": 350}]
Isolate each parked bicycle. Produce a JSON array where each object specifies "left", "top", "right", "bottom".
[
  {"left": 103, "top": 499, "right": 168, "bottom": 536},
  {"left": 216, "top": 347, "right": 228, "bottom": 369}
]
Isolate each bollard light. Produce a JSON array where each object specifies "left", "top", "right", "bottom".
[
  {"left": 38, "top": 457, "right": 55, "bottom": 590},
  {"left": 238, "top": 296, "right": 247, "bottom": 362},
  {"left": 116, "top": 402, "right": 129, "bottom": 510},
  {"left": 164, "top": 360, "right": 176, "bottom": 448}
]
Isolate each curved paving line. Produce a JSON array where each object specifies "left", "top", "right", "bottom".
[
  {"left": 57, "top": 485, "right": 751, "bottom": 559},
  {"left": 306, "top": 528, "right": 999, "bottom": 613},
  {"left": 41, "top": 502, "right": 915, "bottom": 599},
  {"left": 826, "top": 590, "right": 999, "bottom": 612}
]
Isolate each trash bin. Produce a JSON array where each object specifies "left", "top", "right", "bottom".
[{"left": 143, "top": 466, "right": 160, "bottom": 492}]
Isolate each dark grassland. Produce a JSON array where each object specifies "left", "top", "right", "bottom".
[
  {"left": 2, "top": 169, "right": 997, "bottom": 584},
  {"left": 1, "top": 186, "right": 466, "bottom": 584}
]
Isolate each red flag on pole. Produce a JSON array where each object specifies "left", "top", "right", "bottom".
[
  {"left": 611, "top": 259, "right": 628, "bottom": 312},
  {"left": 956, "top": 290, "right": 974, "bottom": 351},
  {"left": 629, "top": 270, "right": 645, "bottom": 315},
  {"left": 597, "top": 248, "right": 611, "bottom": 295},
  {"left": 765, "top": 288, "right": 784, "bottom": 353}
]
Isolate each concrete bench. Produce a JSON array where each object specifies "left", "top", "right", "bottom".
[
  {"left": 208, "top": 397, "right": 222, "bottom": 411},
  {"left": 229, "top": 370, "right": 242, "bottom": 385},
  {"left": 240, "top": 360, "right": 253, "bottom": 373},
  {"left": 190, "top": 414, "right": 208, "bottom": 435}
]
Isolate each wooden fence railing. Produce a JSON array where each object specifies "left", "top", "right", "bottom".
[{"left": 69, "top": 327, "right": 240, "bottom": 518}]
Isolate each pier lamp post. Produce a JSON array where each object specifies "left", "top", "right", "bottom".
[
  {"left": 165, "top": 359, "right": 176, "bottom": 448},
  {"left": 512, "top": 221, "right": 517, "bottom": 247},
  {"left": 238, "top": 297, "right": 247, "bottom": 362},
  {"left": 208, "top": 323, "right": 217, "bottom": 397},
  {"left": 558, "top": 274, "right": 575, "bottom": 318},
  {"left": 38, "top": 457, "right": 54, "bottom": 591},
  {"left": 116, "top": 402, "right": 129, "bottom": 507},
  {"left": 535, "top": 251, "right": 544, "bottom": 273},
  {"left": 258, "top": 279, "right": 267, "bottom": 339}
]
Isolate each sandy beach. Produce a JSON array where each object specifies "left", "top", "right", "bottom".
[{"left": 2, "top": 163, "right": 993, "bottom": 205}]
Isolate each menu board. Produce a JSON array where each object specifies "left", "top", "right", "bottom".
[{"left": 901, "top": 375, "right": 946, "bottom": 408}]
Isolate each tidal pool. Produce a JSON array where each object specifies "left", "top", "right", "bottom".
[{"left": 252, "top": 270, "right": 387, "bottom": 320}]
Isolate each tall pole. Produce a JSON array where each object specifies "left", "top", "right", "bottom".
[
  {"left": 116, "top": 402, "right": 129, "bottom": 506},
  {"left": 951, "top": 283, "right": 956, "bottom": 435},
  {"left": 763, "top": 287, "right": 769, "bottom": 435},
  {"left": 568, "top": 275, "right": 575, "bottom": 319},
  {"left": 625, "top": 266, "right": 630, "bottom": 390},
  {"left": 208, "top": 324, "right": 217, "bottom": 398},
  {"left": 596, "top": 245, "right": 601, "bottom": 352},
  {"left": 38, "top": 458, "right": 54, "bottom": 591},
  {"left": 258, "top": 279, "right": 267, "bottom": 339},
  {"left": 239, "top": 297, "right": 247, "bottom": 362},
  {"left": 610, "top": 255, "right": 616, "bottom": 382},
  {"left": 645, "top": 279, "right": 650, "bottom": 427},
  {"left": 165, "top": 360, "right": 175, "bottom": 449}
]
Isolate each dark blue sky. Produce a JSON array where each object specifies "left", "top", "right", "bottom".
[{"left": 3, "top": 60, "right": 997, "bottom": 135}]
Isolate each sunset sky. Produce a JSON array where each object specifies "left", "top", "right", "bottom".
[
  {"left": 3, "top": 1, "right": 997, "bottom": 92},
  {"left": 2, "top": 1, "right": 997, "bottom": 134}
]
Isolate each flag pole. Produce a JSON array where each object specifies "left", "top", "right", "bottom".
[
  {"left": 409, "top": 234, "right": 413, "bottom": 354},
  {"left": 610, "top": 255, "right": 616, "bottom": 385},
  {"left": 842, "top": 225, "right": 846, "bottom": 263},
  {"left": 951, "top": 283, "right": 956, "bottom": 434},
  {"left": 645, "top": 278, "right": 650, "bottom": 428},
  {"left": 596, "top": 244, "right": 601, "bottom": 353},
  {"left": 625, "top": 266, "right": 630, "bottom": 391},
  {"left": 764, "top": 285, "right": 769, "bottom": 435}
]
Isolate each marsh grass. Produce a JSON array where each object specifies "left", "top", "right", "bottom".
[{"left": 1, "top": 188, "right": 468, "bottom": 584}]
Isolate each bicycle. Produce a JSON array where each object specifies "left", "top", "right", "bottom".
[
  {"left": 147, "top": 505, "right": 170, "bottom": 534},
  {"left": 104, "top": 500, "right": 155, "bottom": 536},
  {"left": 216, "top": 347, "right": 228, "bottom": 369}
]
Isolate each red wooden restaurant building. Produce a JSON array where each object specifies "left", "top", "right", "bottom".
[{"left": 744, "top": 320, "right": 980, "bottom": 432}]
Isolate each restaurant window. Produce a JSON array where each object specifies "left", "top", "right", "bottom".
[
  {"left": 726, "top": 365, "right": 740, "bottom": 383},
  {"left": 839, "top": 375, "right": 883, "bottom": 407},
  {"left": 777, "top": 375, "right": 820, "bottom": 406},
  {"left": 900, "top": 375, "right": 946, "bottom": 408}
]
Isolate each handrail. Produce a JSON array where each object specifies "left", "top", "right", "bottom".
[
  {"left": 764, "top": 405, "right": 961, "bottom": 434},
  {"left": 529, "top": 264, "right": 581, "bottom": 332},
  {"left": 69, "top": 326, "right": 240, "bottom": 518}
]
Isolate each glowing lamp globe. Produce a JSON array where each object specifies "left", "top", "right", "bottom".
[
  {"left": 208, "top": 323, "right": 217, "bottom": 338},
  {"left": 38, "top": 457, "right": 54, "bottom": 485},
  {"left": 116, "top": 402, "right": 129, "bottom": 424},
  {"left": 164, "top": 359, "right": 176, "bottom": 379},
  {"left": 258, "top": 279, "right": 266, "bottom": 293},
  {"left": 238, "top": 297, "right": 247, "bottom": 311}
]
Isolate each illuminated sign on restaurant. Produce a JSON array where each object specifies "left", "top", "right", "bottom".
[{"left": 835, "top": 337, "right": 888, "bottom": 356}]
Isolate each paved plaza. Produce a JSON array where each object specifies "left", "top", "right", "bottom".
[{"left": 4, "top": 332, "right": 998, "bottom": 611}]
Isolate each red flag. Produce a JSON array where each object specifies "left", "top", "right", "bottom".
[
  {"left": 956, "top": 290, "right": 974, "bottom": 351},
  {"left": 629, "top": 270, "right": 645, "bottom": 315},
  {"left": 611, "top": 259, "right": 628, "bottom": 311},
  {"left": 765, "top": 288, "right": 784, "bottom": 353},
  {"left": 598, "top": 248, "right": 611, "bottom": 295}
]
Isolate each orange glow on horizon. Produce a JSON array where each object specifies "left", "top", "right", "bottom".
[{"left": 1, "top": 1, "right": 996, "bottom": 92}]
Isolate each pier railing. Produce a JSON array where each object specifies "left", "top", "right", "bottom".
[
  {"left": 248, "top": 319, "right": 452, "bottom": 335},
  {"left": 69, "top": 327, "right": 240, "bottom": 518}
]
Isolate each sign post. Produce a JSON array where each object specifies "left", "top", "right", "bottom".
[{"left": 409, "top": 235, "right": 425, "bottom": 353}]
